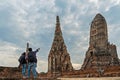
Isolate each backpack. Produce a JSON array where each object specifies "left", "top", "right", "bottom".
[
  {"left": 18, "top": 55, "right": 26, "bottom": 64},
  {"left": 28, "top": 51, "right": 37, "bottom": 62}
]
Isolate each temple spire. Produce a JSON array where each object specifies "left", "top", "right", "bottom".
[
  {"left": 48, "top": 16, "right": 73, "bottom": 77},
  {"left": 55, "top": 16, "right": 62, "bottom": 36},
  {"left": 56, "top": 15, "right": 60, "bottom": 23}
]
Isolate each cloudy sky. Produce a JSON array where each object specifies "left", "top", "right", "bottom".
[{"left": 0, "top": 0, "right": 120, "bottom": 72}]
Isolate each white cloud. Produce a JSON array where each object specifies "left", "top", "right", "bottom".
[
  {"left": 72, "top": 63, "right": 82, "bottom": 70},
  {"left": 89, "top": 0, "right": 120, "bottom": 12},
  {"left": 5, "top": 0, "right": 57, "bottom": 39},
  {"left": 0, "top": 40, "right": 20, "bottom": 54},
  {"left": 37, "top": 60, "right": 48, "bottom": 72},
  {"left": 0, "top": 40, "right": 20, "bottom": 67},
  {"left": 0, "top": 54, "right": 19, "bottom": 67}
]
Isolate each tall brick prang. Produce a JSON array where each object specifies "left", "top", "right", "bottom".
[{"left": 48, "top": 16, "right": 73, "bottom": 77}]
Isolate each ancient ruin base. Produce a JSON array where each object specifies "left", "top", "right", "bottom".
[{"left": 59, "top": 66, "right": 120, "bottom": 78}]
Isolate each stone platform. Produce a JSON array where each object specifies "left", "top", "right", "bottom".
[
  {"left": 0, "top": 77, "right": 60, "bottom": 80},
  {"left": 0, "top": 77, "right": 120, "bottom": 80},
  {"left": 58, "top": 77, "right": 120, "bottom": 80}
]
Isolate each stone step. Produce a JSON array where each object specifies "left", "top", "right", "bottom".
[
  {"left": 0, "top": 77, "right": 60, "bottom": 80},
  {"left": 58, "top": 77, "right": 120, "bottom": 80}
]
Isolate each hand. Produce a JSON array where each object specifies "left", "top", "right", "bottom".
[
  {"left": 37, "top": 48, "right": 40, "bottom": 51},
  {"left": 18, "top": 64, "right": 21, "bottom": 68}
]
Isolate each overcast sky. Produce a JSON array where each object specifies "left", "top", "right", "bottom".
[{"left": 0, "top": 0, "right": 120, "bottom": 72}]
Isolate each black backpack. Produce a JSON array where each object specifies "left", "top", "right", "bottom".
[
  {"left": 28, "top": 51, "right": 37, "bottom": 62},
  {"left": 18, "top": 55, "right": 26, "bottom": 64}
]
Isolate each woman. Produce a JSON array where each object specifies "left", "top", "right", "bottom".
[{"left": 18, "top": 52, "right": 27, "bottom": 78}]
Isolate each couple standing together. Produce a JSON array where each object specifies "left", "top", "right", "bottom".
[{"left": 18, "top": 47, "right": 40, "bottom": 79}]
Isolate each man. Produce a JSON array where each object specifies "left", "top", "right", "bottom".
[
  {"left": 27, "top": 48, "right": 40, "bottom": 78},
  {"left": 18, "top": 52, "right": 27, "bottom": 78}
]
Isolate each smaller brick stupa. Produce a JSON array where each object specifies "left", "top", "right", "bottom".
[{"left": 81, "top": 13, "right": 120, "bottom": 71}]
